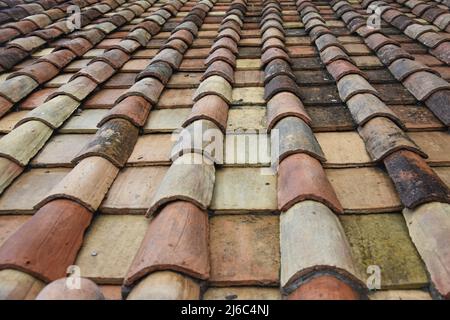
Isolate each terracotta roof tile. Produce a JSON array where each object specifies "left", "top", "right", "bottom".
[
  {"left": 358, "top": 116, "right": 425, "bottom": 161},
  {"left": 280, "top": 200, "right": 363, "bottom": 293},
  {"left": 124, "top": 201, "right": 209, "bottom": 287},
  {"left": 0, "top": 199, "right": 91, "bottom": 281},
  {"left": 290, "top": 274, "right": 362, "bottom": 300},
  {"left": 403, "top": 202, "right": 450, "bottom": 299},
  {"left": 126, "top": 271, "right": 200, "bottom": 299},
  {"left": 384, "top": 150, "right": 450, "bottom": 208},
  {"left": 36, "top": 278, "right": 105, "bottom": 300}
]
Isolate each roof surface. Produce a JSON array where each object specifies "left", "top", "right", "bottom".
[{"left": 0, "top": 0, "right": 449, "bottom": 300}]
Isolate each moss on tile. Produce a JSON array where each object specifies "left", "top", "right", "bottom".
[{"left": 340, "top": 213, "right": 429, "bottom": 290}]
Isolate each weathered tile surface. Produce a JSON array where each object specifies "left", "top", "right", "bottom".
[
  {"left": 0, "top": 168, "right": 70, "bottom": 213},
  {"left": 75, "top": 215, "right": 148, "bottom": 284},
  {"left": 211, "top": 168, "right": 277, "bottom": 213},
  {"left": 209, "top": 215, "right": 280, "bottom": 285},
  {"left": 340, "top": 214, "right": 429, "bottom": 289}
]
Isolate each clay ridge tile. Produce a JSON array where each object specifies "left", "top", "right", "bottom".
[
  {"left": 146, "top": 153, "right": 216, "bottom": 217},
  {"left": 0, "top": 75, "right": 39, "bottom": 104},
  {"left": 278, "top": 153, "right": 344, "bottom": 214},
  {"left": 376, "top": 44, "right": 415, "bottom": 66},
  {"left": 205, "top": 48, "right": 237, "bottom": 67},
  {"left": 280, "top": 201, "right": 365, "bottom": 295},
  {"left": 125, "top": 201, "right": 210, "bottom": 287},
  {"left": 73, "top": 118, "right": 139, "bottom": 167},
  {"left": 0, "top": 199, "right": 92, "bottom": 282},
  {"left": 266, "top": 92, "right": 311, "bottom": 131},
  {"left": 264, "top": 58, "right": 296, "bottom": 84},
  {"left": 403, "top": 202, "right": 450, "bottom": 299},
  {"left": 384, "top": 150, "right": 450, "bottom": 208},
  {"left": 89, "top": 48, "right": 130, "bottom": 70},
  {"left": 193, "top": 75, "right": 233, "bottom": 104},
  {"left": 388, "top": 58, "right": 440, "bottom": 82},
  {"left": 36, "top": 156, "right": 119, "bottom": 212},
  {"left": 170, "top": 123, "right": 228, "bottom": 196},
  {"left": 211, "top": 36, "right": 239, "bottom": 55},
  {"left": 346, "top": 93, "right": 403, "bottom": 127},
  {"left": 358, "top": 116, "right": 426, "bottom": 162},
  {"left": 36, "top": 49, "right": 76, "bottom": 69},
  {"left": 116, "top": 77, "right": 164, "bottom": 105},
  {"left": 273, "top": 116, "right": 326, "bottom": 163},
  {"left": 70, "top": 61, "right": 115, "bottom": 84},
  {"left": 264, "top": 75, "right": 300, "bottom": 101},
  {"left": 98, "top": 96, "right": 151, "bottom": 128},
  {"left": 261, "top": 47, "right": 291, "bottom": 68},
  {"left": 425, "top": 89, "right": 450, "bottom": 126},
  {"left": 403, "top": 71, "right": 450, "bottom": 101},
  {"left": 326, "top": 59, "right": 367, "bottom": 82},
  {"left": 136, "top": 61, "right": 173, "bottom": 85},
  {"left": 54, "top": 37, "right": 93, "bottom": 56},
  {"left": 336, "top": 74, "right": 381, "bottom": 102},
  {"left": 46, "top": 76, "right": 97, "bottom": 102},
  {"left": 202, "top": 60, "right": 235, "bottom": 85},
  {"left": 7, "top": 61, "right": 59, "bottom": 85},
  {"left": 0, "top": 47, "right": 28, "bottom": 71},
  {"left": 182, "top": 95, "right": 229, "bottom": 133},
  {"left": 320, "top": 46, "right": 353, "bottom": 65}
]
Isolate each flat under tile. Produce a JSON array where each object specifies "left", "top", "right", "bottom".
[
  {"left": 223, "top": 133, "right": 271, "bottom": 167},
  {"left": 203, "top": 287, "right": 281, "bottom": 300},
  {"left": 75, "top": 215, "right": 148, "bottom": 284},
  {"left": 352, "top": 56, "right": 383, "bottom": 68},
  {"left": 100, "top": 166, "right": 168, "bottom": 214},
  {"left": 167, "top": 72, "right": 202, "bottom": 88},
  {"left": 0, "top": 215, "right": 30, "bottom": 246},
  {"left": 434, "top": 167, "right": 450, "bottom": 188},
  {"left": 127, "top": 134, "right": 173, "bottom": 165},
  {"left": 307, "top": 105, "right": 355, "bottom": 132},
  {"left": 227, "top": 107, "right": 267, "bottom": 131},
  {"left": 409, "top": 132, "right": 450, "bottom": 166},
  {"left": 84, "top": 89, "right": 126, "bottom": 108},
  {"left": 236, "top": 59, "right": 261, "bottom": 70},
  {"left": 143, "top": 109, "right": 191, "bottom": 133},
  {"left": 231, "top": 87, "right": 265, "bottom": 106},
  {"left": 369, "top": 290, "right": 432, "bottom": 300},
  {"left": 340, "top": 214, "right": 429, "bottom": 289},
  {"left": 31, "top": 134, "right": 94, "bottom": 167},
  {"left": 45, "top": 74, "right": 73, "bottom": 87},
  {"left": 157, "top": 89, "right": 195, "bottom": 108},
  {"left": 18, "top": 88, "right": 57, "bottom": 110},
  {"left": 0, "top": 168, "right": 70, "bottom": 214},
  {"left": 211, "top": 167, "right": 277, "bottom": 213},
  {"left": 209, "top": 215, "right": 280, "bottom": 285},
  {"left": 0, "top": 111, "right": 28, "bottom": 133},
  {"left": 390, "top": 104, "right": 445, "bottom": 131},
  {"left": 60, "top": 109, "right": 108, "bottom": 133},
  {"left": 316, "top": 131, "right": 372, "bottom": 167},
  {"left": 326, "top": 167, "right": 402, "bottom": 213}
]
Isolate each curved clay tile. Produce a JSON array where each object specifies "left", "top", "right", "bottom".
[{"left": 36, "top": 277, "right": 105, "bottom": 300}]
